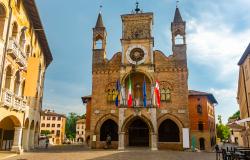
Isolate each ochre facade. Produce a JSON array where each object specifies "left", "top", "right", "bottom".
[
  {"left": 84, "top": 7, "right": 191, "bottom": 150},
  {"left": 0, "top": 0, "right": 52, "bottom": 153}
]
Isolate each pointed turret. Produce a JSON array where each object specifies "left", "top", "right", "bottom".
[
  {"left": 92, "top": 12, "right": 107, "bottom": 65},
  {"left": 171, "top": 6, "right": 187, "bottom": 63},
  {"left": 173, "top": 7, "right": 183, "bottom": 23},
  {"left": 95, "top": 13, "right": 105, "bottom": 28}
]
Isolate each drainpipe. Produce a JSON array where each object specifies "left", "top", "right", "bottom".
[
  {"left": 241, "top": 65, "right": 250, "bottom": 147},
  {"left": 0, "top": 0, "right": 13, "bottom": 95}
]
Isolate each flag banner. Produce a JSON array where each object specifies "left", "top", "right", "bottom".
[
  {"left": 127, "top": 77, "right": 133, "bottom": 107},
  {"left": 154, "top": 80, "right": 160, "bottom": 107},
  {"left": 115, "top": 80, "right": 120, "bottom": 107},
  {"left": 143, "top": 80, "right": 147, "bottom": 107}
]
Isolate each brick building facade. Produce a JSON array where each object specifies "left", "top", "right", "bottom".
[{"left": 82, "top": 5, "right": 217, "bottom": 151}]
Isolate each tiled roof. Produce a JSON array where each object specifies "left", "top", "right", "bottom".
[
  {"left": 189, "top": 90, "right": 218, "bottom": 104},
  {"left": 238, "top": 43, "right": 250, "bottom": 65}
]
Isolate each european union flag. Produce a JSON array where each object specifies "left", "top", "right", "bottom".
[
  {"left": 143, "top": 80, "right": 147, "bottom": 107},
  {"left": 115, "top": 80, "right": 120, "bottom": 107}
]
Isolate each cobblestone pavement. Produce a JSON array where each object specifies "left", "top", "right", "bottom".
[{"left": 5, "top": 144, "right": 216, "bottom": 160}]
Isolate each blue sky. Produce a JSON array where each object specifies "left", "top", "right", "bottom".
[{"left": 36, "top": 0, "right": 250, "bottom": 123}]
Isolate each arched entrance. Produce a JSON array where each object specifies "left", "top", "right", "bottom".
[
  {"left": 0, "top": 116, "right": 21, "bottom": 150},
  {"left": 199, "top": 138, "right": 205, "bottom": 150},
  {"left": 128, "top": 118, "right": 149, "bottom": 146},
  {"left": 100, "top": 119, "right": 118, "bottom": 141},
  {"left": 158, "top": 119, "right": 180, "bottom": 142}
]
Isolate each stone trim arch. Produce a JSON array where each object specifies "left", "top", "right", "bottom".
[
  {"left": 0, "top": 115, "right": 22, "bottom": 127},
  {"left": 121, "top": 70, "right": 154, "bottom": 85},
  {"left": 157, "top": 114, "right": 184, "bottom": 143},
  {"left": 121, "top": 115, "right": 155, "bottom": 133},
  {"left": 157, "top": 113, "right": 184, "bottom": 129},
  {"left": 94, "top": 113, "right": 118, "bottom": 134}
]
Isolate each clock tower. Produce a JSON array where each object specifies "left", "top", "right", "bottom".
[{"left": 121, "top": 4, "right": 154, "bottom": 66}]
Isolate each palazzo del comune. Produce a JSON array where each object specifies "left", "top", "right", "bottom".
[{"left": 82, "top": 5, "right": 217, "bottom": 151}]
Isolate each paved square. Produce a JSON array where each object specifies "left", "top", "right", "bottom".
[{"left": 5, "top": 145, "right": 216, "bottom": 160}]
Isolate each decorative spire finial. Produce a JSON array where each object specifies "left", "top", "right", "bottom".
[
  {"left": 176, "top": 0, "right": 179, "bottom": 8},
  {"left": 135, "top": 1, "right": 140, "bottom": 13},
  {"left": 99, "top": 5, "right": 103, "bottom": 14}
]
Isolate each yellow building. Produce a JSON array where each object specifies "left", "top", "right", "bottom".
[
  {"left": 237, "top": 43, "right": 250, "bottom": 147},
  {"left": 76, "top": 119, "right": 85, "bottom": 143},
  {"left": 0, "top": 0, "right": 52, "bottom": 153},
  {"left": 40, "top": 110, "right": 66, "bottom": 145}
]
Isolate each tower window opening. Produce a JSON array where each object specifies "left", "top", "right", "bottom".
[
  {"left": 95, "top": 39, "right": 103, "bottom": 49},
  {"left": 175, "top": 34, "right": 184, "bottom": 45}
]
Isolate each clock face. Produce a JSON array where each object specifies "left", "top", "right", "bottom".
[
  {"left": 130, "top": 48, "right": 144, "bottom": 62},
  {"left": 126, "top": 45, "right": 147, "bottom": 65}
]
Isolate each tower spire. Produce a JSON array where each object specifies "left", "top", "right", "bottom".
[
  {"left": 173, "top": 2, "right": 183, "bottom": 23},
  {"left": 95, "top": 12, "right": 104, "bottom": 28}
]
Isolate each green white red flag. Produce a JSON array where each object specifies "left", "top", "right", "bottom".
[
  {"left": 127, "top": 77, "right": 133, "bottom": 107},
  {"left": 154, "top": 80, "right": 160, "bottom": 107}
]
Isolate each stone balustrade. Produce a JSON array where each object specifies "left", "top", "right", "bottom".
[
  {"left": 7, "top": 38, "right": 27, "bottom": 68},
  {"left": 2, "top": 88, "right": 26, "bottom": 111}
]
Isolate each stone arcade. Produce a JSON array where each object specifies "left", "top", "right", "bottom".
[{"left": 83, "top": 5, "right": 190, "bottom": 150}]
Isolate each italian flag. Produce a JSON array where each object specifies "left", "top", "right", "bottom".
[
  {"left": 127, "top": 77, "right": 133, "bottom": 107},
  {"left": 155, "top": 80, "right": 160, "bottom": 108}
]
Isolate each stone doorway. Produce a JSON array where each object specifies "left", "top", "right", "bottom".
[{"left": 128, "top": 118, "right": 149, "bottom": 147}]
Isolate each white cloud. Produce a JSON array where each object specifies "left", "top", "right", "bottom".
[{"left": 187, "top": 18, "right": 250, "bottom": 81}]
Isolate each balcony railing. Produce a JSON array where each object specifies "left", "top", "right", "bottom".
[
  {"left": 120, "top": 99, "right": 157, "bottom": 108},
  {"left": 1, "top": 89, "right": 26, "bottom": 111},
  {"left": 7, "top": 38, "right": 27, "bottom": 67}
]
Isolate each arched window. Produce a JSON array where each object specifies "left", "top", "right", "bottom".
[
  {"left": 14, "top": 71, "right": 20, "bottom": 95},
  {"left": 95, "top": 39, "right": 103, "bottom": 49},
  {"left": 16, "top": 0, "right": 21, "bottom": 10},
  {"left": 19, "top": 31, "right": 25, "bottom": 49},
  {"left": 175, "top": 34, "right": 184, "bottom": 45},
  {"left": 198, "top": 121, "right": 204, "bottom": 131},
  {"left": 25, "top": 44, "right": 30, "bottom": 57},
  {"left": 100, "top": 119, "right": 118, "bottom": 141},
  {"left": 21, "top": 80, "right": 25, "bottom": 97},
  {"left": 158, "top": 119, "right": 180, "bottom": 142},
  {"left": 197, "top": 105, "right": 202, "bottom": 114},
  {"left": 0, "top": 3, "right": 6, "bottom": 39},
  {"left": 199, "top": 138, "right": 205, "bottom": 150},
  {"left": 107, "top": 89, "right": 113, "bottom": 102},
  {"left": 4, "top": 66, "right": 12, "bottom": 89},
  {"left": 11, "top": 22, "right": 18, "bottom": 39},
  {"left": 160, "top": 88, "right": 171, "bottom": 102},
  {"left": 112, "top": 89, "right": 117, "bottom": 101}
]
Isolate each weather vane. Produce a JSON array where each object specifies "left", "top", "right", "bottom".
[
  {"left": 176, "top": 0, "right": 180, "bottom": 8},
  {"left": 135, "top": 1, "right": 140, "bottom": 13},
  {"left": 99, "top": 5, "right": 103, "bottom": 14}
]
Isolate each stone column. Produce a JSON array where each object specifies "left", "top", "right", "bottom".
[
  {"left": 34, "top": 132, "right": 39, "bottom": 148},
  {"left": 118, "top": 108, "right": 125, "bottom": 150},
  {"left": 150, "top": 132, "right": 157, "bottom": 151},
  {"left": 150, "top": 108, "right": 158, "bottom": 150},
  {"left": 29, "top": 129, "right": 35, "bottom": 150},
  {"left": 22, "top": 127, "right": 30, "bottom": 151},
  {"left": 11, "top": 127, "right": 23, "bottom": 153}
]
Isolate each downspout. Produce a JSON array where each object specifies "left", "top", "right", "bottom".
[
  {"left": 0, "top": 0, "right": 13, "bottom": 95},
  {"left": 241, "top": 65, "right": 250, "bottom": 147}
]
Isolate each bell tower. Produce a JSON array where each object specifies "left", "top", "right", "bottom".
[
  {"left": 121, "top": 2, "right": 154, "bottom": 66},
  {"left": 171, "top": 6, "right": 187, "bottom": 61},
  {"left": 92, "top": 13, "right": 107, "bottom": 64}
]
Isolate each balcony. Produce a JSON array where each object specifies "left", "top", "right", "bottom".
[
  {"left": 120, "top": 99, "right": 157, "bottom": 108},
  {"left": 1, "top": 89, "right": 26, "bottom": 112},
  {"left": 7, "top": 38, "right": 27, "bottom": 67}
]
